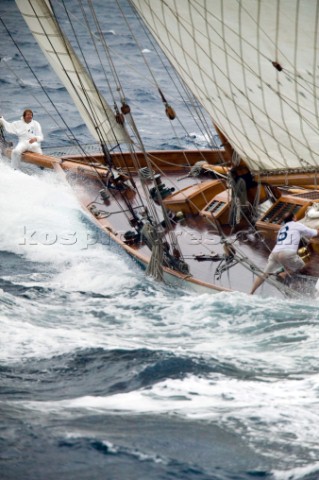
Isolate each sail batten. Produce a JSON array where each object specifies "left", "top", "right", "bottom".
[
  {"left": 16, "top": 0, "right": 129, "bottom": 146},
  {"left": 131, "top": 0, "right": 319, "bottom": 172}
]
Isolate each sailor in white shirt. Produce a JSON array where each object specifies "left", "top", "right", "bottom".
[
  {"left": 250, "top": 212, "right": 319, "bottom": 294},
  {"left": 0, "top": 109, "right": 43, "bottom": 169}
]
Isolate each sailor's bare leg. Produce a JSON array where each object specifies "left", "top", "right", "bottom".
[{"left": 250, "top": 274, "right": 268, "bottom": 295}]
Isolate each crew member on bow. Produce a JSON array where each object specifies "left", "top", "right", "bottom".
[
  {"left": 0, "top": 109, "right": 43, "bottom": 170},
  {"left": 250, "top": 212, "right": 319, "bottom": 295}
]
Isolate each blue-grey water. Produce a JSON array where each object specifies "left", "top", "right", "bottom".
[{"left": 1, "top": 1, "right": 319, "bottom": 479}]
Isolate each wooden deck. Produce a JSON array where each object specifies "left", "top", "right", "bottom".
[{"left": 9, "top": 147, "right": 319, "bottom": 298}]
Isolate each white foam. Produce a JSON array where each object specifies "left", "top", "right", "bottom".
[
  {"left": 3, "top": 161, "right": 319, "bottom": 467},
  {"left": 0, "top": 160, "right": 138, "bottom": 291},
  {"left": 0, "top": 162, "right": 81, "bottom": 260},
  {"left": 273, "top": 462, "right": 319, "bottom": 480},
  {"left": 0, "top": 161, "right": 141, "bottom": 360}
]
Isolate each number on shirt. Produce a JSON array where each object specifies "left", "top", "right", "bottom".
[{"left": 277, "top": 225, "right": 289, "bottom": 242}]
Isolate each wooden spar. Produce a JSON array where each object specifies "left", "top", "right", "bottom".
[
  {"left": 211, "top": 125, "right": 319, "bottom": 187},
  {"left": 258, "top": 173, "right": 319, "bottom": 187}
]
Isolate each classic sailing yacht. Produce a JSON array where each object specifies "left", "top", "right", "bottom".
[{"left": 2, "top": 0, "right": 319, "bottom": 298}]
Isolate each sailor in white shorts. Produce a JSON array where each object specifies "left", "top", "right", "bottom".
[
  {"left": 0, "top": 109, "right": 43, "bottom": 170},
  {"left": 250, "top": 212, "right": 319, "bottom": 294}
]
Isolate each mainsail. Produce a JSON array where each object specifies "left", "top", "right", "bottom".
[
  {"left": 16, "top": 0, "right": 129, "bottom": 145},
  {"left": 131, "top": 0, "right": 319, "bottom": 172}
]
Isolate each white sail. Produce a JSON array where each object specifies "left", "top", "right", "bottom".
[
  {"left": 131, "top": 0, "right": 319, "bottom": 172},
  {"left": 16, "top": 0, "right": 129, "bottom": 145}
]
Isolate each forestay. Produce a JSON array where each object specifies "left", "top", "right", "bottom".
[
  {"left": 16, "top": 0, "right": 129, "bottom": 145},
  {"left": 131, "top": 0, "right": 319, "bottom": 172}
]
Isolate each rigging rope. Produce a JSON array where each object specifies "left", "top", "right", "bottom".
[
  {"left": 141, "top": 223, "right": 164, "bottom": 281},
  {"left": 0, "top": 15, "right": 80, "bottom": 147},
  {"left": 50, "top": 0, "right": 121, "bottom": 151},
  {"left": 126, "top": 0, "right": 224, "bottom": 157},
  {"left": 4, "top": 0, "right": 302, "bottom": 294}
]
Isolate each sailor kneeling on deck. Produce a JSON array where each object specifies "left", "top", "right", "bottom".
[
  {"left": 250, "top": 212, "right": 319, "bottom": 295},
  {"left": 0, "top": 109, "right": 43, "bottom": 170}
]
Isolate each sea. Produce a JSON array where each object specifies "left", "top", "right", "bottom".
[{"left": 1, "top": 1, "right": 319, "bottom": 479}]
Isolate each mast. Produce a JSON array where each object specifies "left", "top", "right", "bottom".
[{"left": 213, "top": 124, "right": 234, "bottom": 166}]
